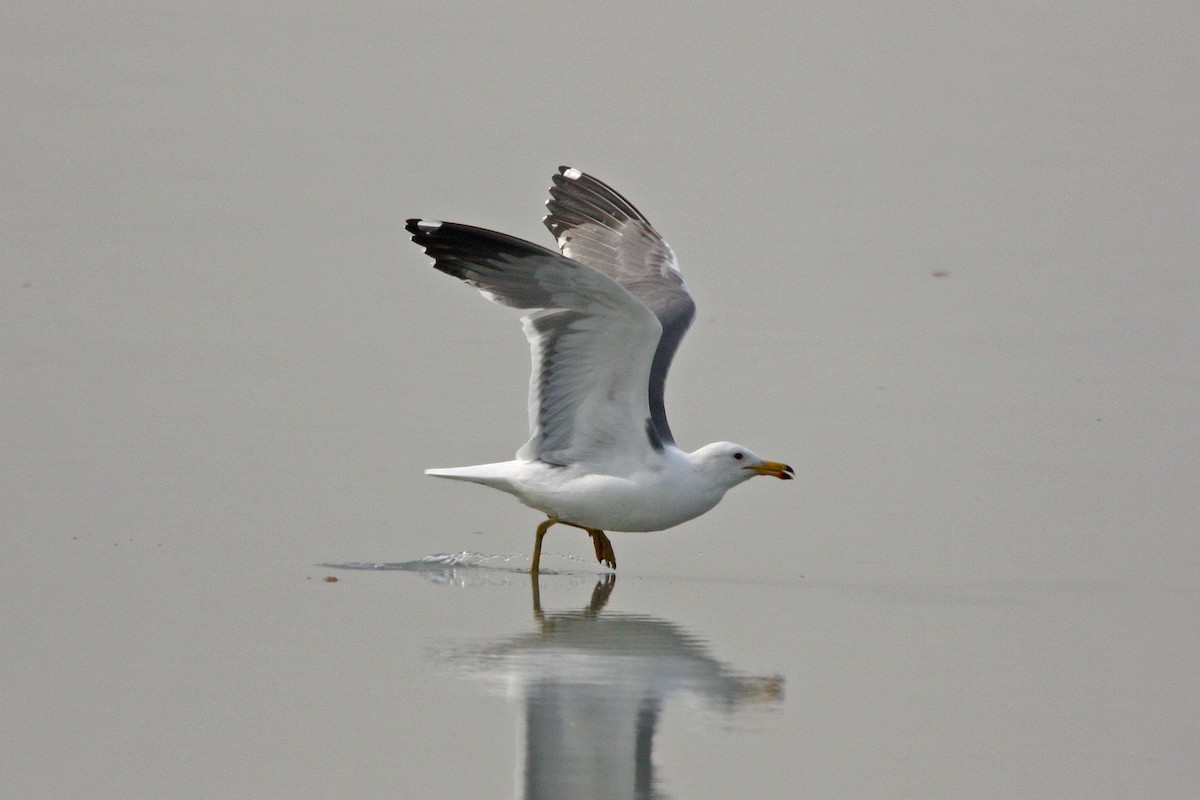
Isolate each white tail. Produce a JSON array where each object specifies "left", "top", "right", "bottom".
[{"left": 424, "top": 462, "right": 521, "bottom": 491}]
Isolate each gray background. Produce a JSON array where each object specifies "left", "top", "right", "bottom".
[{"left": 3, "top": 3, "right": 1197, "bottom": 798}]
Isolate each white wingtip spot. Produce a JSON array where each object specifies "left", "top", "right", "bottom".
[
  {"left": 416, "top": 220, "right": 442, "bottom": 231},
  {"left": 563, "top": 167, "right": 582, "bottom": 180}
]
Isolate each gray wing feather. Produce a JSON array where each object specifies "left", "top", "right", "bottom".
[
  {"left": 543, "top": 167, "right": 696, "bottom": 446},
  {"left": 406, "top": 219, "right": 663, "bottom": 468}
]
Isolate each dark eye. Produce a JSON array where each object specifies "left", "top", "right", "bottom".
[{"left": 733, "top": 452, "right": 744, "bottom": 461}]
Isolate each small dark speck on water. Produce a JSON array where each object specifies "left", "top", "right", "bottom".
[
  {"left": 323, "top": 576, "right": 338, "bottom": 583},
  {"left": 931, "top": 270, "right": 949, "bottom": 278}
]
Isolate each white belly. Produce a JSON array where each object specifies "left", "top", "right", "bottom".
[
  {"left": 517, "top": 465, "right": 727, "bottom": 532},
  {"left": 427, "top": 447, "right": 740, "bottom": 533}
]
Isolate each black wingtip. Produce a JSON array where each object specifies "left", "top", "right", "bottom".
[{"left": 405, "top": 218, "right": 444, "bottom": 238}]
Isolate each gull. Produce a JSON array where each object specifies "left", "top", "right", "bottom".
[{"left": 406, "top": 167, "right": 793, "bottom": 574}]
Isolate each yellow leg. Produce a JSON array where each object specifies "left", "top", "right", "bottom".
[
  {"left": 531, "top": 517, "right": 556, "bottom": 575},
  {"left": 587, "top": 528, "right": 616, "bottom": 570},
  {"left": 531, "top": 575, "right": 544, "bottom": 622}
]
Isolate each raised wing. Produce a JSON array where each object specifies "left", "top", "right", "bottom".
[
  {"left": 543, "top": 167, "right": 696, "bottom": 446},
  {"left": 406, "top": 219, "right": 666, "bottom": 469}
]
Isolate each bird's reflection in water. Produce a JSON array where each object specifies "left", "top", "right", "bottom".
[{"left": 446, "top": 575, "right": 783, "bottom": 800}]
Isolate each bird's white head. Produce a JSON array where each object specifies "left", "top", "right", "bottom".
[{"left": 691, "top": 442, "right": 795, "bottom": 488}]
